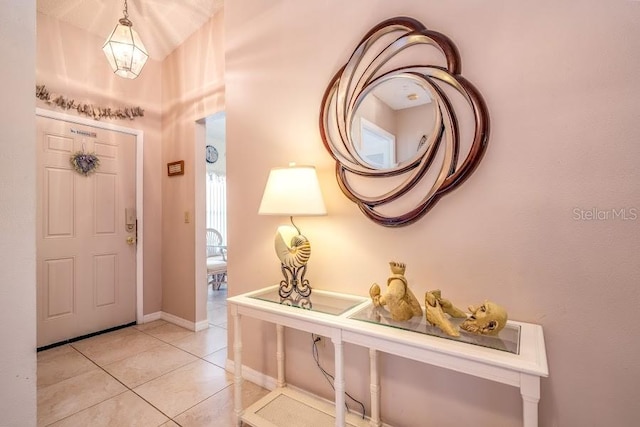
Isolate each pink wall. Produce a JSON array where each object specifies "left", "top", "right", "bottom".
[
  {"left": 356, "top": 94, "right": 398, "bottom": 143},
  {"left": 35, "top": 13, "right": 164, "bottom": 316},
  {"left": 0, "top": 1, "right": 37, "bottom": 423},
  {"left": 396, "top": 103, "right": 436, "bottom": 162},
  {"left": 225, "top": 1, "right": 640, "bottom": 425},
  {"left": 161, "top": 11, "right": 225, "bottom": 322}
]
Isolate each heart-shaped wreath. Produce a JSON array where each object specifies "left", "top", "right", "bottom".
[{"left": 70, "top": 151, "right": 100, "bottom": 176}]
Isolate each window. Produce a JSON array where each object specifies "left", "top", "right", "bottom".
[{"left": 206, "top": 172, "right": 227, "bottom": 244}]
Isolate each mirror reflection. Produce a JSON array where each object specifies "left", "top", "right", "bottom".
[
  {"left": 351, "top": 77, "right": 437, "bottom": 170},
  {"left": 319, "top": 17, "right": 489, "bottom": 227}
]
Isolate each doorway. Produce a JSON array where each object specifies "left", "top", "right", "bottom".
[
  {"left": 36, "top": 109, "right": 142, "bottom": 347},
  {"left": 194, "top": 112, "right": 227, "bottom": 331},
  {"left": 35, "top": 110, "right": 144, "bottom": 348},
  {"left": 204, "top": 112, "right": 227, "bottom": 328},
  {"left": 205, "top": 113, "right": 227, "bottom": 248}
]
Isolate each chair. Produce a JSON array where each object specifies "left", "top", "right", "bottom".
[{"left": 206, "top": 228, "right": 227, "bottom": 290}]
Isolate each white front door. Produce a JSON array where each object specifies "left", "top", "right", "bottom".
[{"left": 36, "top": 116, "right": 137, "bottom": 348}]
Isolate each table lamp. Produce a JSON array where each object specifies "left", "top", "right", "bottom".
[{"left": 258, "top": 164, "right": 327, "bottom": 300}]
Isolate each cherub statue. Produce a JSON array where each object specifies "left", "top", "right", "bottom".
[
  {"left": 424, "top": 289, "right": 467, "bottom": 337},
  {"left": 460, "top": 301, "right": 508, "bottom": 336},
  {"left": 369, "top": 261, "right": 423, "bottom": 321}
]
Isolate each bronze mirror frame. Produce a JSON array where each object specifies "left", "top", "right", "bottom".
[{"left": 319, "top": 17, "right": 490, "bottom": 227}]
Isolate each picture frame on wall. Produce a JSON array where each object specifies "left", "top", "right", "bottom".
[{"left": 167, "top": 160, "right": 185, "bottom": 176}]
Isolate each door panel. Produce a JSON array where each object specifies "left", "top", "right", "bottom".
[
  {"left": 44, "top": 257, "right": 75, "bottom": 318},
  {"left": 44, "top": 168, "right": 75, "bottom": 237},
  {"left": 37, "top": 116, "right": 137, "bottom": 347},
  {"left": 94, "top": 254, "right": 117, "bottom": 307}
]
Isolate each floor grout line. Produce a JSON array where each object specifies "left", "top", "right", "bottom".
[{"left": 39, "top": 290, "right": 230, "bottom": 426}]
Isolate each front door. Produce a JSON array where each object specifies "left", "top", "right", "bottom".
[{"left": 36, "top": 116, "right": 137, "bottom": 348}]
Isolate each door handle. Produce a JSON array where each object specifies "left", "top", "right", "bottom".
[{"left": 126, "top": 236, "right": 136, "bottom": 245}]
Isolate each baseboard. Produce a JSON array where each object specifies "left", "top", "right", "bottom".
[
  {"left": 160, "top": 311, "right": 197, "bottom": 331},
  {"left": 141, "top": 311, "right": 162, "bottom": 324},
  {"left": 142, "top": 311, "right": 210, "bottom": 332},
  {"left": 225, "top": 358, "right": 277, "bottom": 391},
  {"left": 195, "top": 319, "right": 210, "bottom": 332}
]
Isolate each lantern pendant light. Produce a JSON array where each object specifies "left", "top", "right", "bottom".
[{"left": 102, "top": 0, "right": 148, "bottom": 79}]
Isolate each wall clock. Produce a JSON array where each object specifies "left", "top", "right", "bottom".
[{"left": 205, "top": 145, "right": 218, "bottom": 164}]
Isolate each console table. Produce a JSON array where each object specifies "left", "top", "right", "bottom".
[{"left": 228, "top": 286, "right": 548, "bottom": 427}]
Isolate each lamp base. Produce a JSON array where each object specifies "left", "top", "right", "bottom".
[{"left": 278, "top": 263, "right": 312, "bottom": 308}]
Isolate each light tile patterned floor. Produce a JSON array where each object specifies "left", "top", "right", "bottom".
[{"left": 37, "top": 287, "right": 269, "bottom": 426}]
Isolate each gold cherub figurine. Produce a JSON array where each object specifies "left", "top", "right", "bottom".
[
  {"left": 369, "top": 261, "right": 423, "bottom": 321},
  {"left": 460, "top": 301, "right": 508, "bottom": 336},
  {"left": 424, "top": 289, "right": 467, "bottom": 337}
]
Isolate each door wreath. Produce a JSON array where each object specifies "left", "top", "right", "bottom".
[{"left": 70, "top": 150, "right": 100, "bottom": 176}]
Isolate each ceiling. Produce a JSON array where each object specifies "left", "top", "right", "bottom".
[
  {"left": 373, "top": 78, "right": 432, "bottom": 110},
  {"left": 37, "top": 0, "right": 224, "bottom": 61}
]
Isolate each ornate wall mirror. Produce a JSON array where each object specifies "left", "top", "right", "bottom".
[{"left": 320, "top": 17, "right": 489, "bottom": 227}]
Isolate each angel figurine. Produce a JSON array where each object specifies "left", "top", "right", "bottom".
[{"left": 369, "top": 261, "right": 422, "bottom": 321}]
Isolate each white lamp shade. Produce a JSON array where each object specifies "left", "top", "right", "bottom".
[
  {"left": 259, "top": 165, "right": 327, "bottom": 216},
  {"left": 103, "top": 21, "right": 149, "bottom": 79}
]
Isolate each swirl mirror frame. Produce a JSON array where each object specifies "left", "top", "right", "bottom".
[{"left": 319, "top": 17, "right": 490, "bottom": 227}]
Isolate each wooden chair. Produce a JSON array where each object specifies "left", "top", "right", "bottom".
[{"left": 206, "top": 228, "right": 227, "bottom": 290}]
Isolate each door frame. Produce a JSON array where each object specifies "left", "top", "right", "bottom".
[
  {"left": 35, "top": 108, "right": 144, "bottom": 324},
  {"left": 195, "top": 119, "right": 207, "bottom": 328}
]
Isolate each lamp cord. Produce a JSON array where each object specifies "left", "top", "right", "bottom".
[{"left": 311, "top": 334, "right": 366, "bottom": 419}]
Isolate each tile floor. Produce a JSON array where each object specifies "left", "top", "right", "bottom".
[{"left": 37, "top": 286, "right": 269, "bottom": 426}]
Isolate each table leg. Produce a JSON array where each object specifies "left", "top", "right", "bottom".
[
  {"left": 520, "top": 374, "right": 540, "bottom": 427},
  {"left": 369, "top": 349, "right": 381, "bottom": 427},
  {"left": 276, "top": 324, "right": 285, "bottom": 388},
  {"left": 233, "top": 310, "right": 243, "bottom": 427},
  {"left": 332, "top": 332, "right": 345, "bottom": 427}
]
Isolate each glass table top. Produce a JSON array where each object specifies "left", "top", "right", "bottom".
[
  {"left": 249, "top": 288, "right": 367, "bottom": 316},
  {"left": 349, "top": 304, "right": 521, "bottom": 354}
]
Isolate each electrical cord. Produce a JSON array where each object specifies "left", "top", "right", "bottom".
[{"left": 311, "top": 334, "right": 366, "bottom": 419}]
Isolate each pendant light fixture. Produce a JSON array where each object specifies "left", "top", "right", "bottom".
[{"left": 102, "top": 0, "right": 148, "bottom": 79}]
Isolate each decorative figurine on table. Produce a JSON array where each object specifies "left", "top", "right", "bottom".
[
  {"left": 460, "top": 301, "right": 508, "bottom": 336},
  {"left": 369, "top": 261, "right": 423, "bottom": 321},
  {"left": 424, "top": 289, "right": 467, "bottom": 337}
]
